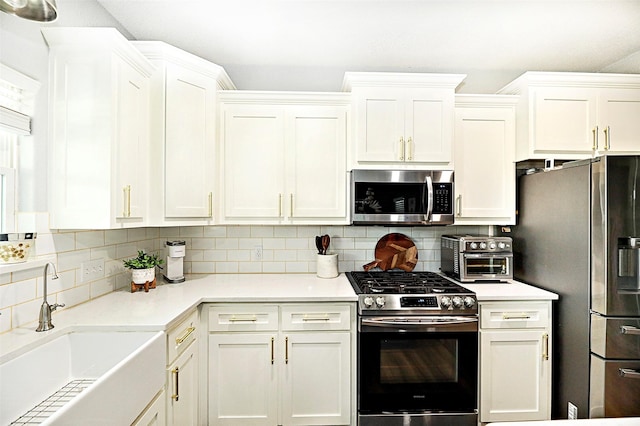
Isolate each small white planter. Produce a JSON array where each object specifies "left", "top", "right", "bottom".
[
  {"left": 317, "top": 253, "right": 339, "bottom": 279},
  {"left": 131, "top": 267, "right": 155, "bottom": 284}
]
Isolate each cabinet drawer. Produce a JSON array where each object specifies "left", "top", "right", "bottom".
[
  {"left": 480, "top": 302, "right": 550, "bottom": 329},
  {"left": 208, "top": 304, "right": 279, "bottom": 332},
  {"left": 281, "top": 304, "right": 352, "bottom": 331},
  {"left": 167, "top": 309, "right": 198, "bottom": 363}
]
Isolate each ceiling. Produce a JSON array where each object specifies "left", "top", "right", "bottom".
[{"left": 94, "top": 0, "right": 640, "bottom": 93}]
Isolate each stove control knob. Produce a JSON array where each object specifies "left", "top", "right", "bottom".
[
  {"left": 464, "top": 297, "right": 476, "bottom": 308},
  {"left": 440, "top": 296, "right": 452, "bottom": 308},
  {"left": 489, "top": 241, "right": 497, "bottom": 250},
  {"left": 375, "top": 297, "right": 386, "bottom": 308},
  {"left": 452, "top": 296, "right": 463, "bottom": 308},
  {"left": 363, "top": 296, "right": 374, "bottom": 308},
  {"left": 480, "top": 242, "right": 487, "bottom": 250},
  {"left": 498, "top": 242, "right": 506, "bottom": 249}
]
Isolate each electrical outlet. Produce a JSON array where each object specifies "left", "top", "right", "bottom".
[
  {"left": 568, "top": 402, "right": 578, "bottom": 419},
  {"left": 81, "top": 259, "right": 104, "bottom": 282},
  {"left": 252, "top": 245, "right": 263, "bottom": 261}
]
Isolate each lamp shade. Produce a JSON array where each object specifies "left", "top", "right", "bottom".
[{"left": 0, "top": 0, "right": 57, "bottom": 22}]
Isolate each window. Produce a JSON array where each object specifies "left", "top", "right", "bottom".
[{"left": 0, "top": 64, "right": 39, "bottom": 233}]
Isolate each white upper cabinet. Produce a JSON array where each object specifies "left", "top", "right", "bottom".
[
  {"left": 343, "top": 72, "right": 465, "bottom": 168},
  {"left": 132, "top": 42, "right": 235, "bottom": 226},
  {"left": 219, "top": 92, "right": 350, "bottom": 225},
  {"left": 43, "top": 27, "right": 154, "bottom": 229},
  {"left": 498, "top": 72, "right": 640, "bottom": 161},
  {"left": 454, "top": 95, "right": 518, "bottom": 225}
]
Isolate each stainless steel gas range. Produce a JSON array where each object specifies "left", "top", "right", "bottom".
[{"left": 346, "top": 271, "right": 478, "bottom": 426}]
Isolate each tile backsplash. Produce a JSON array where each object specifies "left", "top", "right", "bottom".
[{"left": 0, "top": 215, "right": 484, "bottom": 333}]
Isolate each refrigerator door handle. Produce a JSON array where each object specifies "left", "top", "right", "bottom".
[
  {"left": 620, "top": 325, "right": 640, "bottom": 335},
  {"left": 619, "top": 368, "right": 640, "bottom": 379}
]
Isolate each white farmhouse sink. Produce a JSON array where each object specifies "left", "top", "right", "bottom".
[{"left": 0, "top": 330, "right": 165, "bottom": 425}]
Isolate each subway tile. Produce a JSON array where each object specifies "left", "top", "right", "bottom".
[
  {"left": 215, "top": 262, "right": 238, "bottom": 274},
  {"left": 274, "top": 227, "right": 297, "bottom": 238},
  {"left": 39, "top": 270, "right": 74, "bottom": 296},
  {"left": 274, "top": 250, "right": 297, "bottom": 262},
  {"left": 51, "top": 232, "right": 76, "bottom": 252},
  {"left": 238, "top": 238, "right": 262, "bottom": 250},
  {"left": 187, "top": 250, "right": 204, "bottom": 262},
  {"left": 262, "top": 262, "right": 286, "bottom": 273},
  {"left": 216, "top": 238, "right": 239, "bottom": 250},
  {"left": 203, "top": 226, "right": 227, "bottom": 238},
  {"left": 127, "top": 228, "right": 149, "bottom": 242},
  {"left": 285, "top": 262, "right": 309, "bottom": 273},
  {"left": 91, "top": 278, "right": 114, "bottom": 298},
  {"left": 57, "top": 249, "right": 91, "bottom": 273},
  {"left": 263, "top": 239, "right": 285, "bottom": 250},
  {"left": 0, "top": 307, "right": 11, "bottom": 333},
  {"left": 228, "top": 250, "right": 250, "bottom": 262},
  {"left": 180, "top": 227, "right": 204, "bottom": 238},
  {"left": 191, "top": 261, "right": 216, "bottom": 274},
  {"left": 0, "top": 279, "right": 36, "bottom": 309},
  {"left": 285, "top": 238, "right": 308, "bottom": 250},
  {"left": 191, "top": 238, "right": 216, "bottom": 250},
  {"left": 158, "top": 227, "right": 181, "bottom": 238},
  {"left": 296, "top": 226, "right": 321, "bottom": 237},
  {"left": 76, "top": 230, "right": 105, "bottom": 249},
  {"left": 12, "top": 298, "right": 41, "bottom": 328},
  {"left": 250, "top": 226, "right": 274, "bottom": 238},
  {"left": 239, "top": 262, "right": 262, "bottom": 273},
  {"left": 105, "top": 229, "right": 128, "bottom": 245},
  {"left": 56, "top": 284, "right": 90, "bottom": 308},
  {"left": 35, "top": 233, "right": 56, "bottom": 256},
  {"left": 227, "top": 226, "right": 251, "bottom": 238}
]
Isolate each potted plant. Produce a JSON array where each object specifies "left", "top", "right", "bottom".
[{"left": 123, "top": 250, "right": 163, "bottom": 285}]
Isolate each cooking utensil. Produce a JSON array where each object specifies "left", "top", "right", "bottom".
[
  {"left": 321, "top": 234, "right": 330, "bottom": 255},
  {"left": 315, "top": 236, "right": 324, "bottom": 255},
  {"left": 363, "top": 233, "right": 418, "bottom": 272}
]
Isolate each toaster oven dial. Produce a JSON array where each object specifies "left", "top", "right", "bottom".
[
  {"left": 452, "top": 296, "right": 463, "bottom": 308},
  {"left": 470, "top": 242, "right": 478, "bottom": 249},
  {"left": 375, "top": 297, "right": 386, "bottom": 308},
  {"left": 464, "top": 296, "right": 476, "bottom": 308},
  {"left": 479, "top": 242, "right": 487, "bottom": 249}
]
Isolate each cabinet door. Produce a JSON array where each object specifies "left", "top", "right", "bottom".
[
  {"left": 480, "top": 329, "right": 551, "bottom": 422},
  {"left": 454, "top": 106, "right": 515, "bottom": 224},
  {"left": 167, "top": 340, "right": 198, "bottom": 426},
  {"left": 132, "top": 389, "right": 166, "bottom": 426},
  {"left": 165, "top": 64, "right": 216, "bottom": 218},
  {"left": 222, "top": 105, "right": 285, "bottom": 219},
  {"left": 281, "top": 332, "right": 351, "bottom": 425},
  {"left": 354, "top": 87, "right": 405, "bottom": 162},
  {"left": 406, "top": 89, "right": 453, "bottom": 163},
  {"left": 531, "top": 87, "right": 598, "bottom": 155},
  {"left": 597, "top": 88, "right": 640, "bottom": 153},
  {"left": 208, "top": 333, "right": 278, "bottom": 425},
  {"left": 287, "top": 106, "right": 347, "bottom": 220},
  {"left": 115, "top": 59, "right": 149, "bottom": 223}
]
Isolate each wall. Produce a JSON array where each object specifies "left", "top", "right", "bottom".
[{"left": 0, "top": 220, "right": 484, "bottom": 333}]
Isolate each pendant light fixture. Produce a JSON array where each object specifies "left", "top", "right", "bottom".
[{"left": 0, "top": 0, "right": 57, "bottom": 22}]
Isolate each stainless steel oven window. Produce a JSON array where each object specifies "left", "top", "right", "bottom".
[
  {"left": 380, "top": 338, "right": 458, "bottom": 384},
  {"left": 465, "top": 256, "right": 509, "bottom": 275}
]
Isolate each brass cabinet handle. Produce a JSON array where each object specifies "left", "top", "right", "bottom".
[
  {"left": 542, "top": 333, "right": 549, "bottom": 361},
  {"left": 123, "top": 185, "right": 131, "bottom": 217},
  {"left": 175, "top": 326, "right": 195, "bottom": 345},
  {"left": 603, "top": 126, "right": 610, "bottom": 150},
  {"left": 407, "top": 136, "right": 413, "bottom": 161},
  {"left": 399, "top": 137, "right": 405, "bottom": 161},
  {"left": 290, "top": 193, "right": 293, "bottom": 218},
  {"left": 208, "top": 192, "right": 213, "bottom": 218},
  {"left": 279, "top": 194, "right": 283, "bottom": 217},
  {"left": 171, "top": 366, "right": 180, "bottom": 401},
  {"left": 502, "top": 313, "right": 531, "bottom": 320},
  {"left": 456, "top": 195, "right": 462, "bottom": 217},
  {"left": 228, "top": 315, "right": 257, "bottom": 322},
  {"left": 592, "top": 126, "right": 599, "bottom": 151},
  {"left": 271, "top": 337, "right": 275, "bottom": 365},
  {"left": 302, "top": 316, "right": 331, "bottom": 322},
  {"left": 285, "top": 336, "right": 289, "bottom": 364}
]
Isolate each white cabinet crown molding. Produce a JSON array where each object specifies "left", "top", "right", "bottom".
[
  {"left": 218, "top": 90, "right": 351, "bottom": 106},
  {"left": 131, "top": 41, "right": 236, "bottom": 90},
  {"left": 41, "top": 27, "right": 155, "bottom": 77},
  {"left": 342, "top": 71, "right": 466, "bottom": 91},
  {"left": 499, "top": 71, "right": 640, "bottom": 94}
]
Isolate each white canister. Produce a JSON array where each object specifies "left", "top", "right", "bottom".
[{"left": 317, "top": 253, "right": 339, "bottom": 279}]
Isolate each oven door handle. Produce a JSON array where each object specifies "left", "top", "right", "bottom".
[{"left": 361, "top": 316, "right": 478, "bottom": 332}]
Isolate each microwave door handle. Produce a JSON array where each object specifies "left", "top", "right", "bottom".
[{"left": 424, "top": 176, "right": 434, "bottom": 222}]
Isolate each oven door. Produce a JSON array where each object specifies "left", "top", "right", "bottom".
[
  {"left": 460, "top": 253, "right": 513, "bottom": 281},
  {"left": 358, "top": 316, "right": 478, "bottom": 415}
]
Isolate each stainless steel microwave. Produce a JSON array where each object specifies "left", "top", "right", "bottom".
[{"left": 351, "top": 169, "right": 454, "bottom": 225}]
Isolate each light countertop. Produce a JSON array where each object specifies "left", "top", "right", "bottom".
[
  {"left": 488, "top": 418, "right": 640, "bottom": 425},
  {"left": 0, "top": 273, "right": 557, "bottom": 362}
]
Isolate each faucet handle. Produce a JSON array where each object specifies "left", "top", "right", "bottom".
[{"left": 51, "top": 303, "right": 65, "bottom": 311}]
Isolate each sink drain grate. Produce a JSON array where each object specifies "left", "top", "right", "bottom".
[{"left": 11, "top": 379, "right": 96, "bottom": 425}]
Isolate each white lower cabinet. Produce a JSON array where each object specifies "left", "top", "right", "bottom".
[
  {"left": 479, "top": 301, "right": 552, "bottom": 423},
  {"left": 166, "top": 310, "right": 199, "bottom": 426},
  {"left": 206, "top": 303, "right": 354, "bottom": 425},
  {"left": 133, "top": 389, "right": 167, "bottom": 426}
]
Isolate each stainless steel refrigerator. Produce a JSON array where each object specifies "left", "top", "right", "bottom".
[{"left": 507, "top": 155, "right": 640, "bottom": 419}]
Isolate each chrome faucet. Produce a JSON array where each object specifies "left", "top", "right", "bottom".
[{"left": 36, "top": 262, "right": 65, "bottom": 332}]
